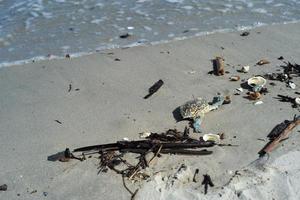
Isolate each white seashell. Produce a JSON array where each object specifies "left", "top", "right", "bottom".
[
  {"left": 236, "top": 88, "right": 243, "bottom": 92},
  {"left": 123, "top": 137, "right": 129, "bottom": 141},
  {"left": 203, "top": 133, "right": 220, "bottom": 144},
  {"left": 295, "top": 97, "right": 300, "bottom": 105},
  {"left": 241, "top": 65, "right": 250, "bottom": 73},
  {"left": 247, "top": 76, "right": 267, "bottom": 88},
  {"left": 254, "top": 101, "right": 263, "bottom": 105},
  {"left": 139, "top": 132, "right": 151, "bottom": 138},
  {"left": 288, "top": 81, "right": 296, "bottom": 89}
]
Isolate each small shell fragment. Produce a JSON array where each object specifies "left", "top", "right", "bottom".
[
  {"left": 236, "top": 88, "right": 243, "bottom": 92},
  {"left": 241, "top": 66, "right": 250, "bottom": 73},
  {"left": 288, "top": 81, "right": 296, "bottom": 89},
  {"left": 139, "top": 132, "right": 151, "bottom": 138},
  {"left": 203, "top": 133, "right": 220, "bottom": 144},
  {"left": 229, "top": 75, "right": 240, "bottom": 81},
  {"left": 254, "top": 101, "right": 263, "bottom": 105},
  {"left": 123, "top": 137, "right": 130, "bottom": 141},
  {"left": 295, "top": 97, "right": 300, "bottom": 105},
  {"left": 257, "top": 59, "right": 270, "bottom": 65}
]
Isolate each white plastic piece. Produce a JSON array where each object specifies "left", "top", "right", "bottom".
[
  {"left": 203, "top": 133, "right": 220, "bottom": 144},
  {"left": 139, "top": 132, "right": 151, "bottom": 138},
  {"left": 254, "top": 101, "right": 263, "bottom": 105}
]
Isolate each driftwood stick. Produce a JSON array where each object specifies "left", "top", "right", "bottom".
[
  {"left": 73, "top": 141, "right": 215, "bottom": 153},
  {"left": 259, "top": 115, "right": 300, "bottom": 156},
  {"left": 148, "top": 145, "right": 162, "bottom": 165}
]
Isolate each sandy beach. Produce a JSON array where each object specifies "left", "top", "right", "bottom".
[{"left": 0, "top": 22, "right": 300, "bottom": 200}]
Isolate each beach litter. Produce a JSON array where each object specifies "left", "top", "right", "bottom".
[
  {"left": 288, "top": 81, "right": 296, "bottom": 89},
  {"left": 119, "top": 33, "right": 131, "bottom": 39},
  {"left": 275, "top": 94, "right": 300, "bottom": 108},
  {"left": 201, "top": 174, "right": 214, "bottom": 194},
  {"left": 193, "top": 169, "right": 199, "bottom": 182},
  {"left": 240, "top": 31, "right": 249, "bottom": 36},
  {"left": 212, "top": 56, "right": 225, "bottom": 76},
  {"left": 229, "top": 75, "right": 240, "bottom": 81},
  {"left": 144, "top": 79, "right": 164, "bottom": 99},
  {"left": 238, "top": 65, "right": 250, "bottom": 73},
  {"left": 254, "top": 101, "right": 263, "bottom": 105},
  {"left": 258, "top": 115, "right": 300, "bottom": 157},
  {"left": 256, "top": 59, "right": 270, "bottom": 65},
  {"left": 59, "top": 127, "right": 236, "bottom": 199},
  {"left": 202, "top": 133, "right": 221, "bottom": 144},
  {"left": 179, "top": 95, "right": 225, "bottom": 133},
  {"left": 0, "top": 184, "right": 7, "bottom": 191},
  {"left": 247, "top": 76, "right": 267, "bottom": 92}
]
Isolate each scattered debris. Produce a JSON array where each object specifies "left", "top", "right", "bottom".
[
  {"left": 240, "top": 31, "right": 249, "bottom": 36},
  {"left": 0, "top": 184, "right": 7, "bottom": 191},
  {"left": 275, "top": 95, "right": 299, "bottom": 108},
  {"left": 30, "top": 190, "right": 37, "bottom": 194},
  {"left": 254, "top": 101, "right": 263, "bottom": 105},
  {"left": 144, "top": 79, "right": 164, "bottom": 99},
  {"left": 229, "top": 75, "right": 240, "bottom": 81},
  {"left": 212, "top": 57, "right": 225, "bottom": 76},
  {"left": 54, "top": 120, "right": 62, "bottom": 124},
  {"left": 259, "top": 115, "right": 300, "bottom": 156},
  {"left": 202, "top": 134, "right": 221, "bottom": 144},
  {"left": 278, "top": 56, "right": 284, "bottom": 60},
  {"left": 179, "top": 95, "right": 226, "bottom": 132},
  {"left": 193, "top": 169, "right": 199, "bottom": 182},
  {"left": 59, "top": 148, "right": 84, "bottom": 162},
  {"left": 43, "top": 192, "right": 48, "bottom": 197},
  {"left": 139, "top": 132, "right": 151, "bottom": 138},
  {"left": 238, "top": 65, "right": 250, "bottom": 73},
  {"left": 247, "top": 76, "right": 267, "bottom": 92},
  {"left": 256, "top": 59, "right": 270, "bottom": 65},
  {"left": 120, "top": 33, "right": 131, "bottom": 39},
  {"left": 263, "top": 62, "right": 300, "bottom": 88},
  {"left": 236, "top": 88, "right": 243, "bottom": 92},
  {"left": 68, "top": 84, "right": 72, "bottom": 92},
  {"left": 114, "top": 58, "right": 121, "bottom": 61},
  {"left": 202, "top": 174, "right": 214, "bottom": 194},
  {"left": 247, "top": 92, "right": 261, "bottom": 100},
  {"left": 288, "top": 81, "right": 296, "bottom": 89}
]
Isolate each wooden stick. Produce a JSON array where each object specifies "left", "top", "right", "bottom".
[{"left": 259, "top": 116, "right": 300, "bottom": 156}]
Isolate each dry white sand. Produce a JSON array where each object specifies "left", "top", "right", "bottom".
[{"left": 0, "top": 23, "right": 300, "bottom": 200}]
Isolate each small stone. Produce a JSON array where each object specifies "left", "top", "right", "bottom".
[
  {"left": 0, "top": 184, "right": 7, "bottom": 191},
  {"left": 257, "top": 59, "right": 270, "bottom": 65},
  {"left": 240, "top": 31, "right": 249, "bottom": 36}
]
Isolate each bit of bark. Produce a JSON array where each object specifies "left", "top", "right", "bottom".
[
  {"left": 259, "top": 115, "right": 300, "bottom": 156},
  {"left": 0, "top": 184, "right": 7, "bottom": 191},
  {"left": 193, "top": 169, "right": 199, "bottom": 182},
  {"left": 144, "top": 79, "right": 164, "bottom": 99},
  {"left": 213, "top": 57, "right": 225, "bottom": 76},
  {"left": 202, "top": 174, "right": 214, "bottom": 194}
]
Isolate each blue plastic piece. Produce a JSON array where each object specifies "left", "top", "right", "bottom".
[{"left": 193, "top": 117, "right": 202, "bottom": 133}]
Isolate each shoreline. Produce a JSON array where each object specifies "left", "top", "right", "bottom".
[
  {"left": 0, "top": 22, "right": 299, "bottom": 200},
  {"left": 1, "top": 20, "right": 300, "bottom": 68}
]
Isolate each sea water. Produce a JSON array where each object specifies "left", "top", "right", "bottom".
[{"left": 1, "top": 0, "right": 300, "bottom": 67}]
